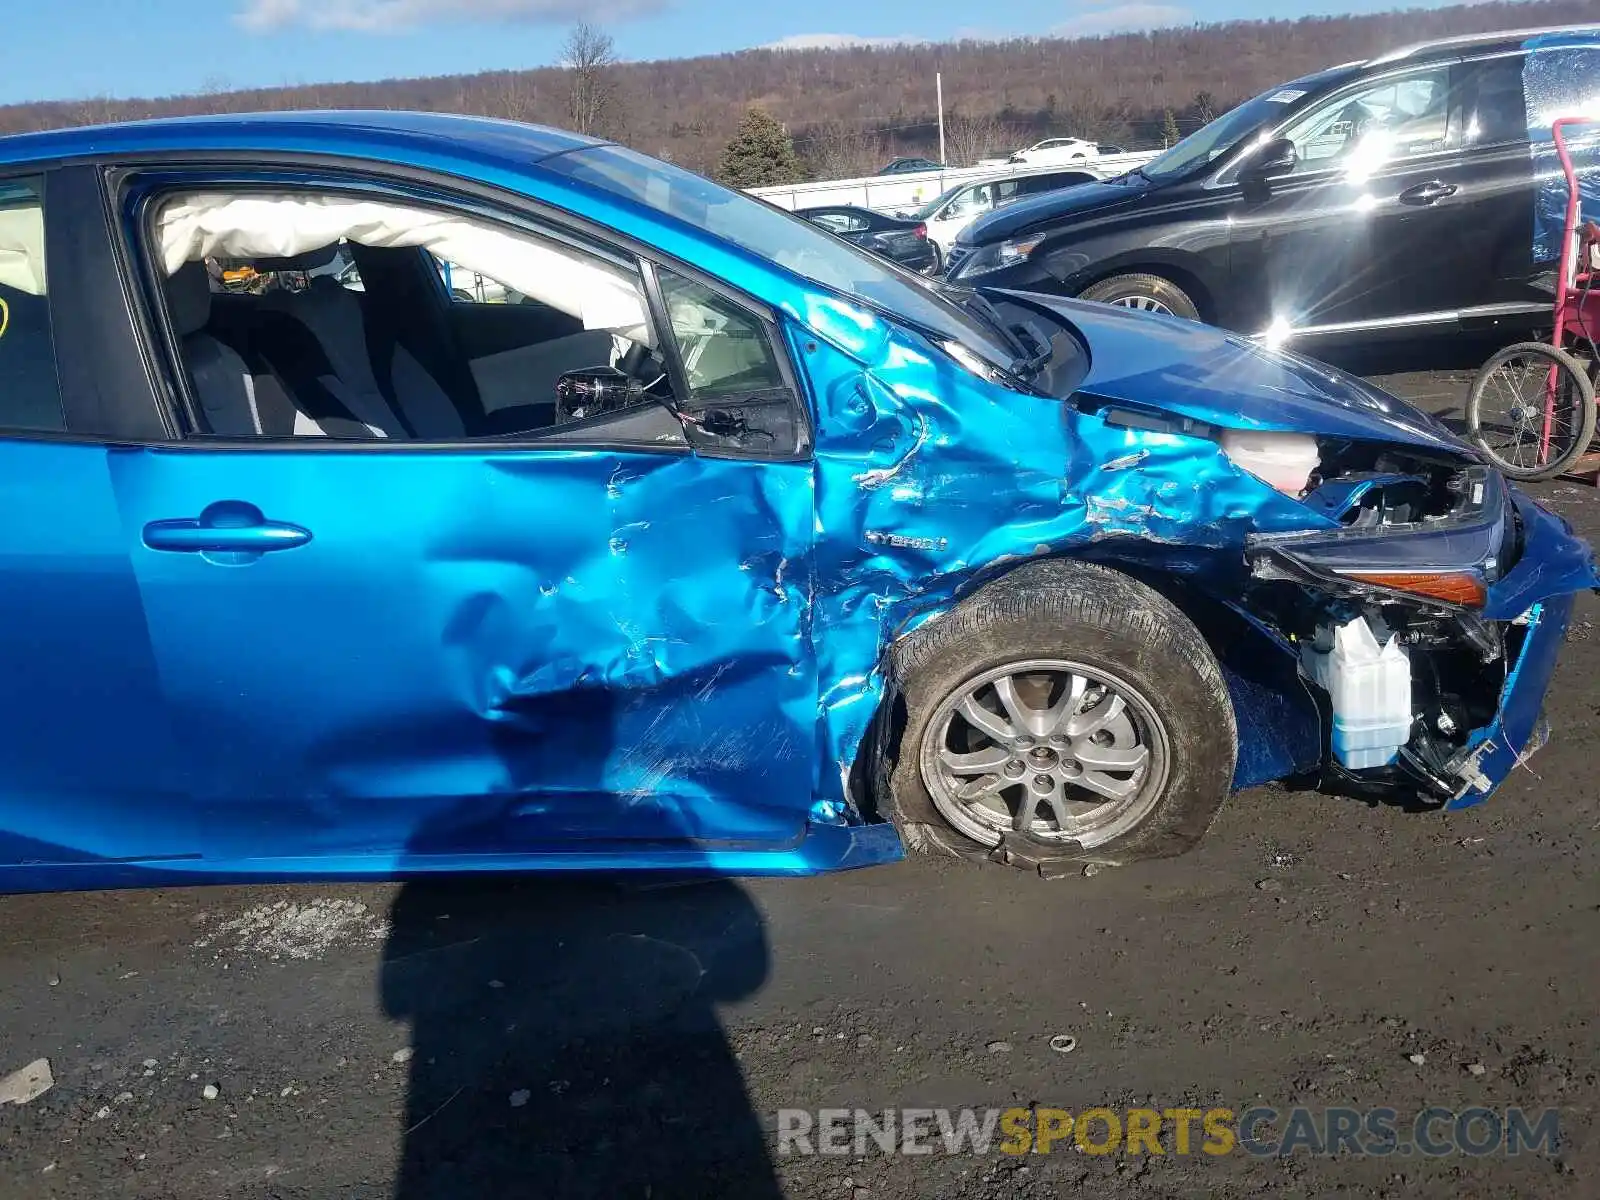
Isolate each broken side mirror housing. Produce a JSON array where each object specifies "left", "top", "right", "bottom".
[{"left": 554, "top": 365, "right": 644, "bottom": 423}]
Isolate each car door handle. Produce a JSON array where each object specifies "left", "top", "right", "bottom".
[
  {"left": 143, "top": 500, "right": 311, "bottom": 558},
  {"left": 1398, "top": 180, "right": 1457, "bottom": 206}
]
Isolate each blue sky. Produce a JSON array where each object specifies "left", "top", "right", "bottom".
[{"left": 5, "top": 0, "right": 1470, "bottom": 106}]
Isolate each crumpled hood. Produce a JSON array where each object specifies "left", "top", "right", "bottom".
[{"left": 1000, "top": 290, "right": 1474, "bottom": 454}]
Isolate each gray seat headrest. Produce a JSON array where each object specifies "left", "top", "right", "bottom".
[{"left": 166, "top": 260, "right": 213, "bottom": 338}]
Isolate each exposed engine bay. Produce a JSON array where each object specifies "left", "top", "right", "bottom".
[{"left": 1239, "top": 438, "right": 1528, "bottom": 804}]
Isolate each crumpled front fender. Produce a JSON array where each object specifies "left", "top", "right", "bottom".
[{"left": 797, "top": 304, "right": 1331, "bottom": 812}]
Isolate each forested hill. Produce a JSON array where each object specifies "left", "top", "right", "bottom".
[{"left": 0, "top": 0, "right": 1590, "bottom": 178}]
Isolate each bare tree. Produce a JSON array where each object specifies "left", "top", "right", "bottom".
[
  {"left": 562, "top": 23, "right": 617, "bottom": 137},
  {"left": 1, "top": 0, "right": 1587, "bottom": 163},
  {"left": 482, "top": 71, "right": 539, "bottom": 123},
  {"left": 800, "top": 121, "right": 885, "bottom": 180},
  {"left": 943, "top": 112, "right": 1024, "bottom": 168},
  {"left": 68, "top": 95, "right": 122, "bottom": 128}
]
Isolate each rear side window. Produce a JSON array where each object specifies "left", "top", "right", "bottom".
[
  {"left": 1457, "top": 57, "right": 1529, "bottom": 147},
  {"left": 1524, "top": 44, "right": 1600, "bottom": 131},
  {"left": 1021, "top": 172, "right": 1088, "bottom": 194},
  {"left": 0, "top": 177, "right": 64, "bottom": 433},
  {"left": 820, "top": 211, "right": 870, "bottom": 234}
]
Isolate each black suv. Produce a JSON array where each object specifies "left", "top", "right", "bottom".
[{"left": 945, "top": 25, "right": 1600, "bottom": 346}]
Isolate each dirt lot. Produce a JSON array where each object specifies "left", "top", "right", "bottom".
[{"left": 1, "top": 361, "right": 1597, "bottom": 1199}]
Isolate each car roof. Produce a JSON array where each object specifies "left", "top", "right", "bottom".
[
  {"left": 0, "top": 110, "right": 603, "bottom": 172},
  {"left": 952, "top": 163, "right": 1096, "bottom": 187},
  {"left": 0, "top": 110, "right": 827, "bottom": 317},
  {"left": 1365, "top": 22, "right": 1600, "bottom": 66}
]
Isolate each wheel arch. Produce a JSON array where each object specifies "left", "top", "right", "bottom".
[
  {"left": 847, "top": 553, "right": 1322, "bottom": 820},
  {"left": 1069, "top": 255, "right": 1220, "bottom": 324}
]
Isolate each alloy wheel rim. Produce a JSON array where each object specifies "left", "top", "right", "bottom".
[
  {"left": 919, "top": 658, "right": 1171, "bottom": 849},
  {"left": 1110, "top": 294, "right": 1173, "bottom": 315}
]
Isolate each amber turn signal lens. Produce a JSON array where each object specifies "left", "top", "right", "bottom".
[{"left": 1342, "top": 570, "right": 1487, "bottom": 607}]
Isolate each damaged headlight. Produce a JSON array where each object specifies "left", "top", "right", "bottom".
[
  {"left": 954, "top": 235, "right": 1046, "bottom": 278},
  {"left": 1247, "top": 462, "right": 1509, "bottom": 613}
]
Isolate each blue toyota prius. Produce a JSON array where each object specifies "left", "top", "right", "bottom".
[{"left": 0, "top": 111, "right": 1592, "bottom": 893}]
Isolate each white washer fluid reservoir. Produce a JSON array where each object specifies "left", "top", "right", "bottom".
[{"left": 1300, "top": 616, "right": 1413, "bottom": 770}]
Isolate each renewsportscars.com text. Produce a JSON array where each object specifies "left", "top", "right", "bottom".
[{"left": 775, "top": 1106, "right": 1560, "bottom": 1158}]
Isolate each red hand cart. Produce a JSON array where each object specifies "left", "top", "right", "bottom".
[{"left": 1465, "top": 115, "right": 1600, "bottom": 481}]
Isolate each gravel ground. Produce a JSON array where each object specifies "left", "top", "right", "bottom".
[{"left": 2, "top": 360, "right": 1597, "bottom": 1199}]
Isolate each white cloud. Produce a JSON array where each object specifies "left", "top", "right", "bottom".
[
  {"left": 236, "top": 0, "right": 664, "bottom": 34},
  {"left": 762, "top": 33, "right": 923, "bottom": 52},
  {"left": 1050, "top": 3, "right": 1191, "bottom": 38}
]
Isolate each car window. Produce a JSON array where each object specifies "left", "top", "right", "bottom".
[
  {"left": 1523, "top": 44, "right": 1600, "bottom": 132},
  {"left": 947, "top": 184, "right": 996, "bottom": 219},
  {"left": 1281, "top": 66, "right": 1453, "bottom": 175},
  {"left": 1140, "top": 64, "right": 1360, "bottom": 182},
  {"left": 1020, "top": 172, "right": 1086, "bottom": 194},
  {"left": 145, "top": 188, "right": 680, "bottom": 444},
  {"left": 656, "top": 269, "right": 808, "bottom": 459},
  {"left": 542, "top": 143, "right": 1020, "bottom": 370},
  {"left": 0, "top": 177, "right": 65, "bottom": 433},
  {"left": 430, "top": 255, "right": 521, "bottom": 304},
  {"left": 808, "top": 211, "right": 869, "bottom": 235},
  {"left": 1458, "top": 56, "right": 1528, "bottom": 147},
  {"left": 659, "top": 272, "right": 784, "bottom": 399}
]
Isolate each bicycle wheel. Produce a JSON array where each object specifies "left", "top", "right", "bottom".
[{"left": 1466, "top": 342, "right": 1597, "bottom": 480}]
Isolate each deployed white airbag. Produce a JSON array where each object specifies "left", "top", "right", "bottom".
[
  {"left": 0, "top": 203, "right": 46, "bottom": 296},
  {"left": 155, "top": 192, "right": 650, "bottom": 342}
]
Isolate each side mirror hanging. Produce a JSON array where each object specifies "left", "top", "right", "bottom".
[{"left": 554, "top": 366, "right": 645, "bottom": 423}]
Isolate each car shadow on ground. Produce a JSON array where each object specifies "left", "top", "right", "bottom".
[{"left": 379, "top": 874, "right": 781, "bottom": 1200}]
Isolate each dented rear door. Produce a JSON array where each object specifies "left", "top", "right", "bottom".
[{"left": 116, "top": 444, "right": 818, "bottom": 864}]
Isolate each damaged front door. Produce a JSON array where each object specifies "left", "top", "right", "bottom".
[{"left": 119, "top": 442, "right": 818, "bottom": 864}]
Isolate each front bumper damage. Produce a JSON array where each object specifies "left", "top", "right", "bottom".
[
  {"left": 1245, "top": 469, "right": 1597, "bottom": 809},
  {"left": 1441, "top": 589, "right": 1570, "bottom": 809}
]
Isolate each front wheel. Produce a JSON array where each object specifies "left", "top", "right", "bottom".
[
  {"left": 1466, "top": 342, "right": 1597, "bottom": 480},
  {"left": 1078, "top": 272, "right": 1200, "bottom": 321},
  {"left": 884, "top": 559, "right": 1236, "bottom": 869}
]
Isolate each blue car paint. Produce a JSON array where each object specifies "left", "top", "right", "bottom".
[
  {"left": 0, "top": 113, "right": 1595, "bottom": 893},
  {"left": 1007, "top": 296, "right": 1474, "bottom": 453},
  {"left": 1444, "top": 593, "right": 1572, "bottom": 812}
]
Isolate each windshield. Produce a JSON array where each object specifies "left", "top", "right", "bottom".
[
  {"left": 913, "top": 184, "right": 965, "bottom": 220},
  {"left": 1138, "top": 68, "right": 1355, "bottom": 181},
  {"left": 544, "top": 144, "right": 1015, "bottom": 363}
]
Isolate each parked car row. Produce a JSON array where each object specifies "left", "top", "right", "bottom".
[
  {"left": 944, "top": 25, "right": 1600, "bottom": 351},
  {"left": 796, "top": 165, "right": 1104, "bottom": 272}
]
